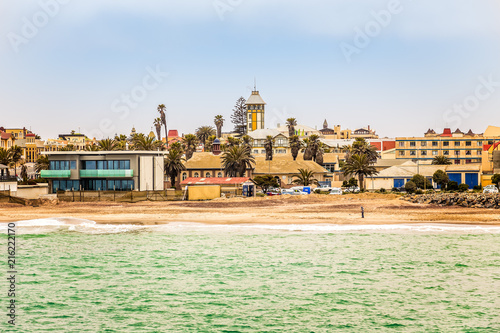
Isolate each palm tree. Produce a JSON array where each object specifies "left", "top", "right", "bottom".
[
  {"left": 315, "top": 142, "right": 326, "bottom": 165},
  {"left": 154, "top": 118, "right": 163, "bottom": 141},
  {"left": 432, "top": 155, "right": 452, "bottom": 165},
  {"left": 182, "top": 134, "right": 198, "bottom": 160},
  {"left": 289, "top": 135, "right": 302, "bottom": 161},
  {"left": 292, "top": 168, "right": 318, "bottom": 186},
  {"left": 264, "top": 135, "right": 274, "bottom": 161},
  {"left": 214, "top": 115, "right": 224, "bottom": 138},
  {"left": 157, "top": 104, "right": 167, "bottom": 142},
  {"left": 132, "top": 134, "right": 164, "bottom": 151},
  {"left": 221, "top": 145, "right": 255, "bottom": 177},
  {"left": 85, "top": 144, "right": 101, "bottom": 151},
  {"left": 341, "top": 154, "right": 378, "bottom": 190},
  {"left": 286, "top": 118, "right": 297, "bottom": 137},
  {"left": 346, "top": 138, "right": 379, "bottom": 163},
  {"left": 0, "top": 148, "right": 13, "bottom": 176},
  {"left": 9, "top": 145, "right": 23, "bottom": 176},
  {"left": 97, "top": 138, "right": 120, "bottom": 151},
  {"left": 35, "top": 155, "right": 49, "bottom": 173},
  {"left": 205, "top": 135, "right": 216, "bottom": 152},
  {"left": 164, "top": 144, "right": 186, "bottom": 189},
  {"left": 226, "top": 136, "right": 241, "bottom": 148},
  {"left": 303, "top": 134, "right": 320, "bottom": 161},
  {"left": 195, "top": 126, "right": 216, "bottom": 149},
  {"left": 241, "top": 135, "right": 252, "bottom": 148},
  {"left": 20, "top": 163, "right": 28, "bottom": 182}
]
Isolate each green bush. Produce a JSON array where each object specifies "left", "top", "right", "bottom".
[
  {"left": 457, "top": 183, "right": 469, "bottom": 192},
  {"left": 473, "top": 185, "right": 482, "bottom": 191},
  {"left": 447, "top": 181, "right": 459, "bottom": 191},
  {"left": 379, "top": 188, "right": 386, "bottom": 193},
  {"left": 415, "top": 189, "right": 424, "bottom": 195},
  {"left": 405, "top": 180, "right": 417, "bottom": 194}
]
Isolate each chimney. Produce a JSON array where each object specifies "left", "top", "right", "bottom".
[
  {"left": 368, "top": 125, "right": 370, "bottom": 131},
  {"left": 212, "top": 139, "right": 221, "bottom": 156}
]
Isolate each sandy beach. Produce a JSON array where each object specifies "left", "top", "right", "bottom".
[{"left": 0, "top": 193, "right": 499, "bottom": 225}]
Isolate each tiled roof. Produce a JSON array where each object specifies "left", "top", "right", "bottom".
[
  {"left": 0, "top": 132, "right": 12, "bottom": 140},
  {"left": 181, "top": 177, "right": 250, "bottom": 185},
  {"left": 246, "top": 91, "right": 266, "bottom": 105},
  {"left": 253, "top": 155, "right": 328, "bottom": 174}
]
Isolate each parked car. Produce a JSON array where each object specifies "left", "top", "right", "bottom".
[
  {"left": 290, "top": 186, "right": 311, "bottom": 194},
  {"left": 329, "top": 188, "right": 343, "bottom": 195},
  {"left": 343, "top": 186, "right": 360, "bottom": 193},
  {"left": 282, "top": 189, "right": 307, "bottom": 195},
  {"left": 483, "top": 185, "right": 499, "bottom": 194},
  {"left": 266, "top": 189, "right": 281, "bottom": 196},
  {"left": 316, "top": 184, "right": 332, "bottom": 192}
]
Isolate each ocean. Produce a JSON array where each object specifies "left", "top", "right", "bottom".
[{"left": 2, "top": 219, "right": 500, "bottom": 332}]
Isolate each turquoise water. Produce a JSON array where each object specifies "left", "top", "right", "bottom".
[{"left": 2, "top": 221, "right": 500, "bottom": 332}]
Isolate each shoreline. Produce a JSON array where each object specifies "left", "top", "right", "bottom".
[{"left": 1, "top": 193, "right": 499, "bottom": 225}]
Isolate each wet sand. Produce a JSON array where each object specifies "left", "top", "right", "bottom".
[{"left": 1, "top": 193, "right": 499, "bottom": 225}]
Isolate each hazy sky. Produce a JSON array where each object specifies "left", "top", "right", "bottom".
[{"left": 1, "top": 0, "right": 500, "bottom": 140}]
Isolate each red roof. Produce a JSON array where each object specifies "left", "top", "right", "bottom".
[
  {"left": 0, "top": 132, "right": 11, "bottom": 140},
  {"left": 181, "top": 177, "right": 250, "bottom": 186},
  {"left": 441, "top": 128, "right": 452, "bottom": 137},
  {"left": 168, "top": 130, "right": 179, "bottom": 137},
  {"left": 26, "top": 133, "right": 36, "bottom": 137}
]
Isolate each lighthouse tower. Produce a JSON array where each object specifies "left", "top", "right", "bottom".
[{"left": 245, "top": 88, "right": 266, "bottom": 133}]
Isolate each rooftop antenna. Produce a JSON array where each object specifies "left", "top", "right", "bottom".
[{"left": 254, "top": 77, "right": 256, "bottom": 91}]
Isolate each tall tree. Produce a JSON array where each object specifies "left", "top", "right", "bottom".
[
  {"left": 195, "top": 126, "right": 216, "bottom": 149},
  {"left": 214, "top": 115, "right": 224, "bottom": 138},
  {"left": 432, "top": 169, "right": 449, "bottom": 189},
  {"left": 286, "top": 118, "right": 297, "bottom": 137},
  {"left": 157, "top": 104, "right": 167, "bottom": 143},
  {"left": 264, "top": 135, "right": 274, "bottom": 161},
  {"left": 292, "top": 168, "right": 319, "bottom": 186},
  {"left": 20, "top": 163, "right": 28, "bottom": 182},
  {"left": 252, "top": 175, "right": 279, "bottom": 193},
  {"left": 221, "top": 145, "right": 255, "bottom": 177},
  {"left": 341, "top": 154, "right": 378, "bottom": 190},
  {"left": 315, "top": 142, "right": 325, "bottom": 165},
  {"left": 289, "top": 135, "right": 302, "bottom": 161},
  {"left": 241, "top": 135, "right": 252, "bottom": 149},
  {"left": 182, "top": 134, "right": 198, "bottom": 160},
  {"left": 154, "top": 117, "right": 163, "bottom": 141},
  {"left": 9, "top": 146, "right": 23, "bottom": 176},
  {"left": 231, "top": 97, "right": 247, "bottom": 135},
  {"left": 164, "top": 143, "right": 186, "bottom": 189},
  {"left": 432, "top": 156, "right": 452, "bottom": 165}
]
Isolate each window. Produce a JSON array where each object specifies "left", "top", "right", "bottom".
[
  {"left": 465, "top": 150, "right": 471, "bottom": 156},
  {"left": 70, "top": 161, "right": 77, "bottom": 170},
  {"left": 398, "top": 142, "right": 405, "bottom": 147},
  {"left": 421, "top": 141, "right": 427, "bottom": 147},
  {"left": 443, "top": 150, "right": 449, "bottom": 155},
  {"left": 253, "top": 150, "right": 259, "bottom": 154},
  {"left": 477, "top": 150, "right": 482, "bottom": 155},
  {"left": 217, "top": 172, "right": 223, "bottom": 178},
  {"left": 466, "top": 159, "right": 472, "bottom": 164},
  {"left": 182, "top": 173, "right": 187, "bottom": 181},
  {"left": 399, "top": 151, "right": 405, "bottom": 156},
  {"left": 443, "top": 141, "right": 449, "bottom": 147},
  {"left": 454, "top": 141, "right": 460, "bottom": 147},
  {"left": 454, "top": 160, "right": 460, "bottom": 165},
  {"left": 410, "top": 150, "right": 416, "bottom": 156},
  {"left": 454, "top": 150, "right": 460, "bottom": 156},
  {"left": 421, "top": 150, "right": 427, "bottom": 156},
  {"left": 432, "top": 150, "right": 438, "bottom": 155},
  {"left": 477, "top": 141, "right": 483, "bottom": 146},
  {"left": 432, "top": 141, "right": 438, "bottom": 147},
  {"left": 194, "top": 172, "right": 199, "bottom": 177},
  {"left": 205, "top": 172, "right": 211, "bottom": 178},
  {"left": 410, "top": 142, "right": 416, "bottom": 147},
  {"left": 465, "top": 141, "right": 472, "bottom": 147}
]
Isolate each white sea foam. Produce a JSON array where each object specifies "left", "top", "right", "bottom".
[
  {"left": 153, "top": 222, "right": 500, "bottom": 234},
  {"left": 2, "top": 219, "right": 500, "bottom": 235},
  {"left": 0, "top": 217, "right": 148, "bottom": 234}
]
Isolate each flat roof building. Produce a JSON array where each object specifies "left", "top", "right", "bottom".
[{"left": 41, "top": 151, "right": 166, "bottom": 193}]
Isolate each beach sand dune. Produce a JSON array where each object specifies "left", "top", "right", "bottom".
[{"left": 0, "top": 193, "right": 498, "bottom": 225}]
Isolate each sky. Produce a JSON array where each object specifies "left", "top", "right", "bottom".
[{"left": 1, "top": 0, "right": 500, "bottom": 140}]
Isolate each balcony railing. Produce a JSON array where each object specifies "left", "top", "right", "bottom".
[
  {"left": 80, "top": 170, "right": 134, "bottom": 178},
  {"left": 40, "top": 170, "right": 71, "bottom": 178},
  {"left": 0, "top": 176, "right": 17, "bottom": 182}
]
